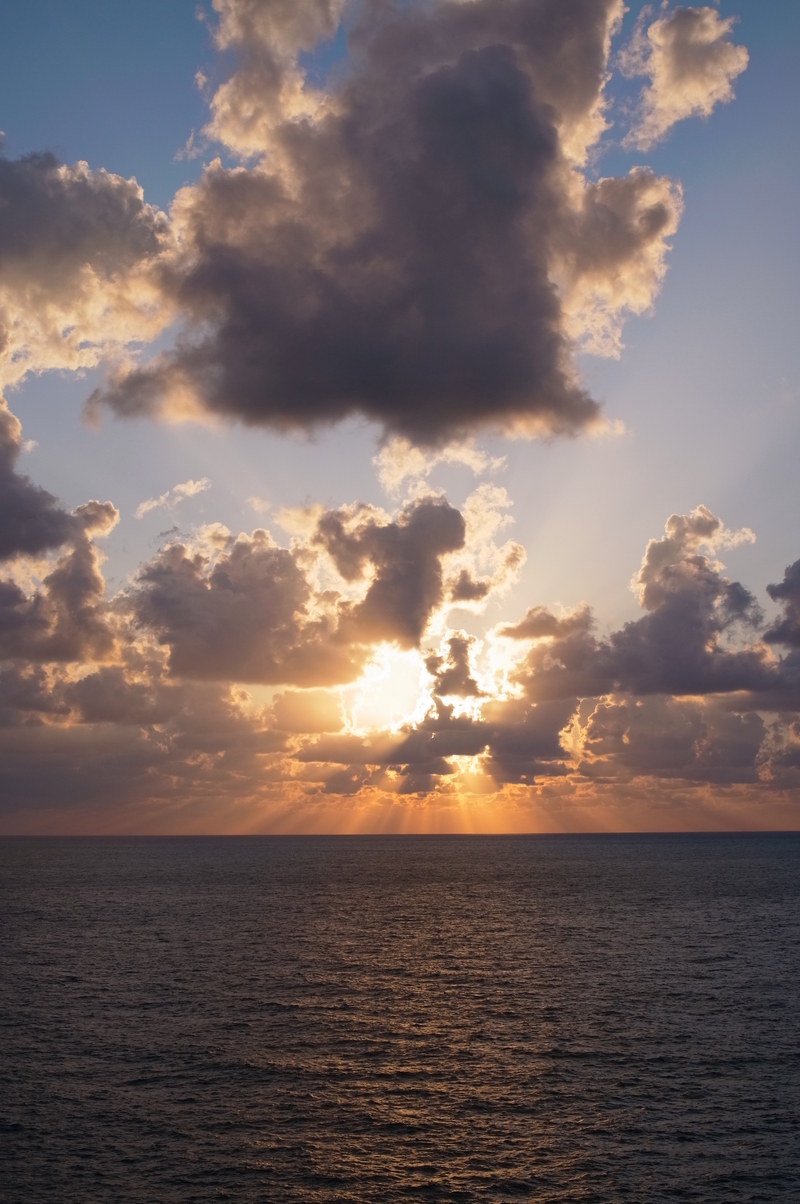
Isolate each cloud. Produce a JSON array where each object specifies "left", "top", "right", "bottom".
[
  {"left": 204, "top": 0, "right": 348, "bottom": 157},
  {"left": 580, "top": 695, "right": 765, "bottom": 785},
  {"left": 247, "top": 495, "right": 271, "bottom": 514},
  {"left": 499, "top": 604, "right": 593, "bottom": 641},
  {"left": 0, "top": 400, "right": 123, "bottom": 663},
  {"left": 2, "top": 485, "right": 800, "bottom": 828},
  {"left": 620, "top": 5, "right": 749, "bottom": 150},
  {"left": 93, "top": 0, "right": 689, "bottom": 444},
  {"left": 0, "top": 504, "right": 119, "bottom": 665},
  {"left": 0, "top": 403, "right": 76, "bottom": 560},
  {"left": 314, "top": 495, "right": 467, "bottom": 647},
  {"left": 373, "top": 436, "right": 506, "bottom": 496},
  {"left": 0, "top": 663, "right": 70, "bottom": 727},
  {"left": 129, "top": 494, "right": 469, "bottom": 685},
  {"left": 426, "top": 632, "right": 485, "bottom": 700},
  {"left": 508, "top": 506, "right": 771, "bottom": 702},
  {"left": 0, "top": 152, "right": 170, "bottom": 393},
  {"left": 765, "top": 560, "right": 800, "bottom": 649},
  {"left": 134, "top": 477, "right": 211, "bottom": 519},
  {"left": 132, "top": 526, "right": 364, "bottom": 686}
]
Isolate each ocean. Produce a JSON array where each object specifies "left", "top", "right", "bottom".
[{"left": 1, "top": 834, "right": 799, "bottom": 1201}]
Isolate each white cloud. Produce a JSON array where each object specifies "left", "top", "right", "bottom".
[
  {"left": 134, "top": 477, "right": 211, "bottom": 520},
  {"left": 620, "top": 4, "right": 748, "bottom": 151}
]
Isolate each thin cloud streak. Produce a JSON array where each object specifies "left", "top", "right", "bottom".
[{"left": 134, "top": 477, "right": 211, "bottom": 519}]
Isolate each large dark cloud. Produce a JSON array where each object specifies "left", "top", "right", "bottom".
[{"left": 94, "top": 0, "right": 682, "bottom": 443}]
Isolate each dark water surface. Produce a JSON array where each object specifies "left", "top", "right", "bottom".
[{"left": 1, "top": 835, "right": 799, "bottom": 1202}]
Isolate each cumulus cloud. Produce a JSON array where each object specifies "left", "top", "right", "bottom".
[
  {"left": 91, "top": 0, "right": 690, "bottom": 443},
  {"left": 130, "top": 494, "right": 471, "bottom": 685},
  {"left": 203, "top": 0, "right": 347, "bottom": 158},
  {"left": 426, "top": 632, "right": 485, "bottom": 700},
  {"left": 620, "top": 5, "right": 749, "bottom": 150},
  {"left": 373, "top": 436, "right": 506, "bottom": 497},
  {"left": 314, "top": 495, "right": 467, "bottom": 646},
  {"left": 0, "top": 399, "right": 122, "bottom": 663},
  {"left": 507, "top": 506, "right": 771, "bottom": 702},
  {"left": 765, "top": 560, "right": 800, "bottom": 649},
  {"left": 132, "top": 527, "right": 363, "bottom": 686},
  {"left": 2, "top": 486, "right": 800, "bottom": 827},
  {"left": 134, "top": 477, "right": 211, "bottom": 519},
  {"left": 0, "top": 403, "right": 76, "bottom": 560},
  {"left": 0, "top": 153, "right": 170, "bottom": 392},
  {"left": 580, "top": 695, "right": 765, "bottom": 785},
  {"left": 0, "top": 511, "right": 119, "bottom": 665}
]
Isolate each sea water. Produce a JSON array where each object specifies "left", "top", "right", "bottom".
[{"left": 1, "top": 834, "right": 799, "bottom": 1201}]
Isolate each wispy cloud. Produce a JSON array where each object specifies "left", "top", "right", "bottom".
[
  {"left": 134, "top": 477, "right": 211, "bottom": 520},
  {"left": 247, "top": 495, "right": 271, "bottom": 514}
]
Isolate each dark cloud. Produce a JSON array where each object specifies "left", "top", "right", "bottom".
[
  {"left": 0, "top": 404, "right": 75, "bottom": 560},
  {"left": 0, "top": 664, "right": 69, "bottom": 727},
  {"left": 0, "top": 152, "right": 164, "bottom": 276},
  {"left": 479, "top": 696, "right": 576, "bottom": 784},
  {"left": 94, "top": 0, "right": 683, "bottom": 443},
  {"left": 499, "top": 603, "right": 592, "bottom": 641},
  {"left": 132, "top": 529, "right": 365, "bottom": 686},
  {"left": 449, "top": 569, "right": 491, "bottom": 603},
  {"left": 0, "top": 537, "right": 118, "bottom": 664},
  {"left": 580, "top": 697, "right": 765, "bottom": 786},
  {"left": 0, "top": 395, "right": 123, "bottom": 669},
  {"left": 64, "top": 665, "right": 185, "bottom": 727},
  {"left": 511, "top": 507, "right": 773, "bottom": 702},
  {"left": 765, "top": 560, "right": 800, "bottom": 648},
  {"left": 296, "top": 691, "right": 574, "bottom": 790},
  {"left": 316, "top": 496, "right": 466, "bottom": 647},
  {"left": 130, "top": 496, "right": 463, "bottom": 684},
  {"left": 0, "top": 681, "right": 285, "bottom": 820},
  {"left": 425, "top": 632, "right": 484, "bottom": 699}
]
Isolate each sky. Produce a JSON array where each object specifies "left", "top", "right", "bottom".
[{"left": 1, "top": 0, "right": 799, "bottom": 834}]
